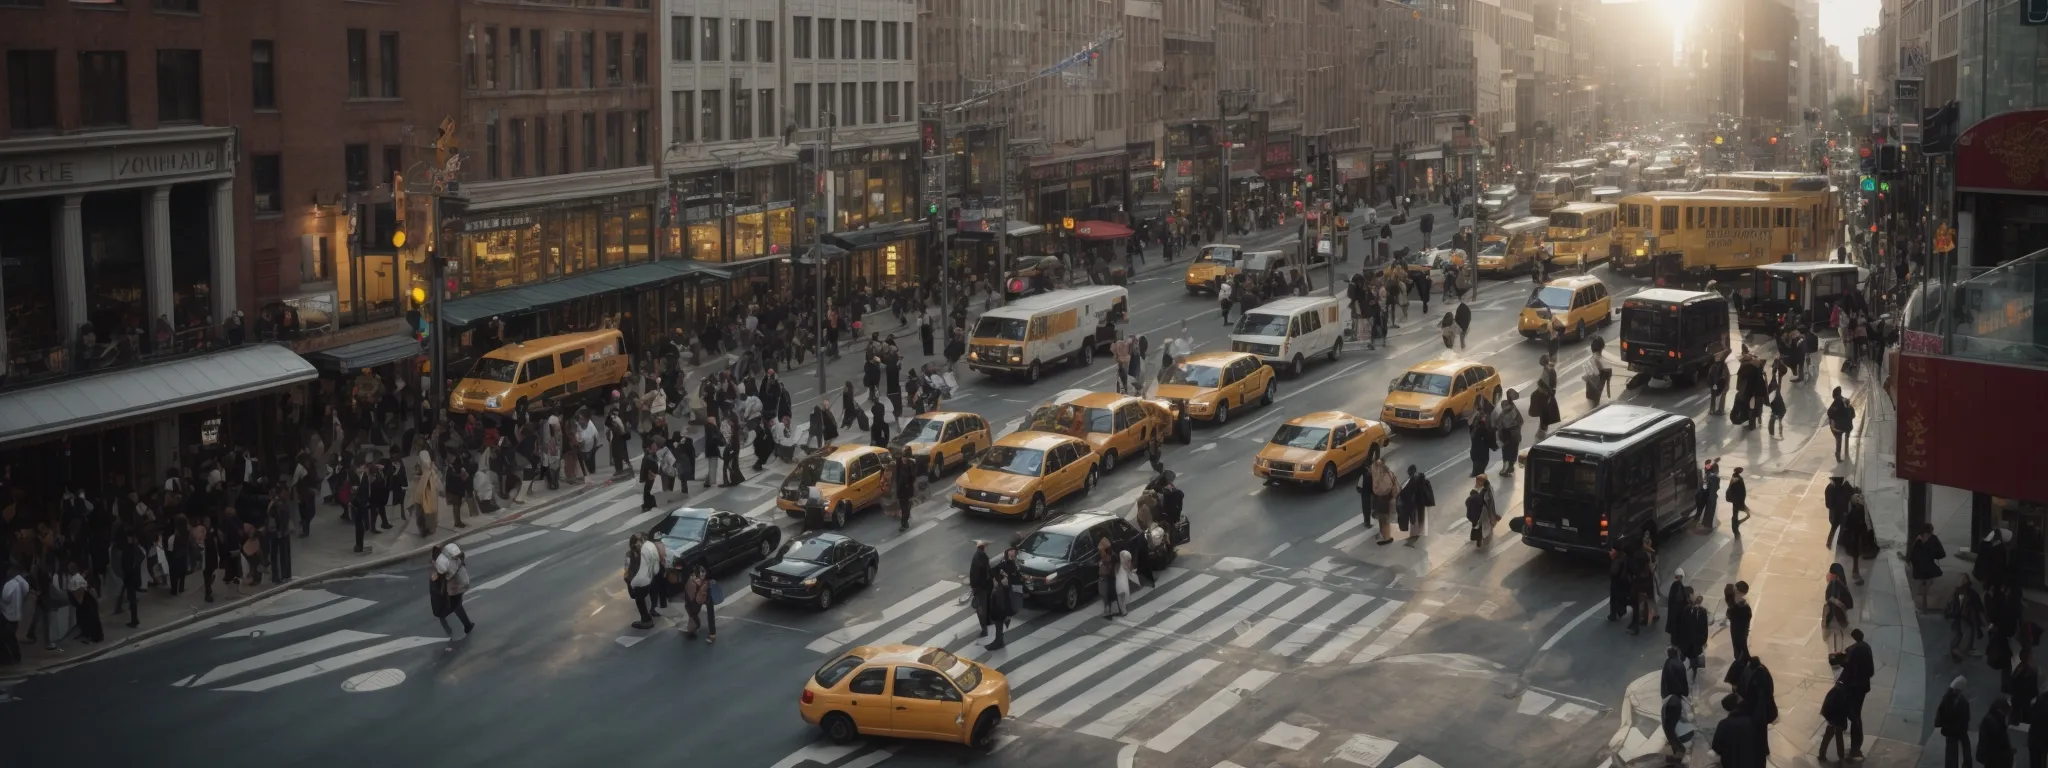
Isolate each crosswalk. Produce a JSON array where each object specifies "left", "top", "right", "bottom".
[
  {"left": 173, "top": 589, "right": 442, "bottom": 693},
  {"left": 783, "top": 566, "right": 1430, "bottom": 754}
]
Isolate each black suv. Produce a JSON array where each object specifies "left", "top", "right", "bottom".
[{"left": 1014, "top": 511, "right": 1155, "bottom": 612}]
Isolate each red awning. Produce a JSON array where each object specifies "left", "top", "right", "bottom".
[{"left": 1072, "top": 220, "right": 1134, "bottom": 241}]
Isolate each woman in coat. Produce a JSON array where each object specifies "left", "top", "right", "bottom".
[
  {"left": 683, "top": 564, "right": 716, "bottom": 643},
  {"left": 1469, "top": 475, "right": 1498, "bottom": 549},
  {"left": 1824, "top": 562, "right": 1855, "bottom": 653},
  {"left": 381, "top": 460, "right": 406, "bottom": 531},
  {"left": 405, "top": 451, "right": 442, "bottom": 534},
  {"left": 1979, "top": 695, "right": 2015, "bottom": 768},
  {"left": 1846, "top": 491, "right": 1876, "bottom": 584},
  {"left": 984, "top": 555, "right": 1013, "bottom": 651}
]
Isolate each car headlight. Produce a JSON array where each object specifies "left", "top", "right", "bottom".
[
  {"left": 802, "top": 578, "right": 819, "bottom": 588},
  {"left": 485, "top": 396, "right": 500, "bottom": 409},
  {"left": 1008, "top": 352, "right": 1023, "bottom": 363},
  {"left": 995, "top": 495, "right": 1018, "bottom": 505},
  {"left": 969, "top": 351, "right": 980, "bottom": 361}
]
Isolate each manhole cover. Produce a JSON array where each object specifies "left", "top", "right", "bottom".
[{"left": 340, "top": 669, "right": 406, "bottom": 692}]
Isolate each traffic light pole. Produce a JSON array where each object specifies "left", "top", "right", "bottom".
[{"left": 429, "top": 191, "right": 447, "bottom": 427}]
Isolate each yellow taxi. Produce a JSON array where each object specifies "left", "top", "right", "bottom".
[
  {"left": 1025, "top": 390, "right": 1179, "bottom": 473},
  {"left": 1518, "top": 274, "right": 1614, "bottom": 341},
  {"left": 777, "top": 445, "right": 896, "bottom": 527},
  {"left": 803, "top": 644, "right": 1011, "bottom": 748},
  {"left": 1253, "top": 411, "right": 1393, "bottom": 491},
  {"left": 1380, "top": 359, "right": 1504, "bottom": 435},
  {"left": 896, "top": 411, "right": 993, "bottom": 480},
  {"left": 1183, "top": 243, "right": 1245, "bottom": 295},
  {"left": 951, "top": 431, "right": 1099, "bottom": 521},
  {"left": 1156, "top": 350, "right": 1275, "bottom": 425}
]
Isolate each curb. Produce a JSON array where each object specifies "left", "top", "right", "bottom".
[{"left": 12, "top": 477, "right": 621, "bottom": 680}]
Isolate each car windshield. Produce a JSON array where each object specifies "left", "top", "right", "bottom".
[
  {"left": 1019, "top": 530, "right": 1076, "bottom": 559},
  {"left": 814, "top": 655, "right": 865, "bottom": 689},
  {"left": 1477, "top": 240, "right": 1508, "bottom": 257},
  {"left": 903, "top": 418, "right": 946, "bottom": 443},
  {"left": 976, "top": 445, "right": 1044, "bottom": 476},
  {"left": 1269, "top": 424, "right": 1331, "bottom": 450},
  {"left": 469, "top": 358, "right": 519, "bottom": 383},
  {"left": 919, "top": 649, "right": 983, "bottom": 690},
  {"left": 783, "top": 537, "right": 836, "bottom": 562},
  {"left": 1235, "top": 312, "right": 1291, "bottom": 337},
  {"left": 1164, "top": 364, "right": 1223, "bottom": 388},
  {"left": 1393, "top": 371, "right": 1454, "bottom": 396},
  {"left": 790, "top": 457, "right": 848, "bottom": 486},
  {"left": 663, "top": 515, "right": 708, "bottom": 541},
  {"left": 973, "top": 316, "right": 1027, "bottom": 341},
  {"left": 1194, "top": 246, "right": 1236, "bottom": 265},
  {"left": 1531, "top": 286, "right": 1575, "bottom": 310}
]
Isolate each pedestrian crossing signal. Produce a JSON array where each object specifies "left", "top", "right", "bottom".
[{"left": 1860, "top": 177, "right": 1875, "bottom": 192}]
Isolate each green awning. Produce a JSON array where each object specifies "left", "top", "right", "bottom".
[
  {"left": 306, "top": 333, "right": 423, "bottom": 372},
  {"left": 822, "top": 221, "right": 929, "bottom": 251},
  {"left": 440, "top": 260, "right": 734, "bottom": 328}
]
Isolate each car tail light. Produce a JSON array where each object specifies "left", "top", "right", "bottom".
[{"left": 801, "top": 689, "right": 815, "bottom": 705}]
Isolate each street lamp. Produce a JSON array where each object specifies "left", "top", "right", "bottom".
[{"left": 797, "top": 242, "right": 850, "bottom": 418}]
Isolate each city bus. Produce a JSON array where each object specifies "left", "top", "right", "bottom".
[
  {"left": 1700, "top": 172, "right": 1843, "bottom": 261},
  {"left": 1628, "top": 190, "right": 1823, "bottom": 286},
  {"left": 1476, "top": 216, "right": 1550, "bottom": 276},
  {"left": 1737, "top": 262, "right": 1868, "bottom": 332},
  {"left": 1611, "top": 191, "right": 1699, "bottom": 275},
  {"left": 1530, "top": 174, "right": 1578, "bottom": 216},
  {"left": 1549, "top": 158, "right": 1601, "bottom": 199},
  {"left": 1511, "top": 404, "right": 1700, "bottom": 557},
  {"left": 1618, "top": 289, "right": 1730, "bottom": 385},
  {"left": 1545, "top": 202, "right": 1619, "bottom": 268}
]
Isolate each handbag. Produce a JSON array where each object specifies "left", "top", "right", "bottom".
[{"left": 707, "top": 579, "right": 725, "bottom": 604}]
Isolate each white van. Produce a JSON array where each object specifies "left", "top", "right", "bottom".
[
  {"left": 966, "top": 286, "right": 1129, "bottom": 383},
  {"left": 1229, "top": 295, "right": 1345, "bottom": 376}
]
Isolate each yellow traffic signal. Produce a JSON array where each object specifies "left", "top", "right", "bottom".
[
  {"left": 1062, "top": 217, "right": 1076, "bottom": 230},
  {"left": 392, "top": 229, "right": 408, "bottom": 248}
]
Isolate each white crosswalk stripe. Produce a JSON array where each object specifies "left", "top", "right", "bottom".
[{"left": 1270, "top": 593, "right": 1374, "bottom": 658}]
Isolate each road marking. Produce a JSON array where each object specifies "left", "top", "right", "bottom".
[
  {"left": 1517, "top": 690, "right": 1557, "bottom": 715},
  {"left": 1276, "top": 358, "right": 1375, "bottom": 402},
  {"left": 217, "top": 636, "right": 444, "bottom": 692},
  {"left": 1316, "top": 517, "right": 1364, "bottom": 544},
  {"left": 1078, "top": 658, "right": 1223, "bottom": 739},
  {"left": 806, "top": 580, "right": 957, "bottom": 653},
  {"left": 1011, "top": 638, "right": 1150, "bottom": 717},
  {"left": 1330, "top": 733, "right": 1401, "bottom": 766},
  {"left": 1539, "top": 598, "right": 1611, "bottom": 653},
  {"left": 1350, "top": 612, "right": 1430, "bottom": 663},
  {"left": 215, "top": 597, "right": 377, "bottom": 640},
  {"left": 466, "top": 529, "right": 553, "bottom": 556},
  {"left": 861, "top": 601, "right": 971, "bottom": 650},
  {"left": 1004, "top": 635, "right": 1108, "bottom": 688},
  {"left": 607, "top": 508, "right": 670, "bottom": 536},
  {"left": 1142, "top": 669, "right": 1280, "bottom": 753},
  {"left": 959, "top": 568, "right": 1189, "bottom": 663},
  {"left": 1268, "top": 542, "right": 1291, "bottom": 557},
  {"left": 1304, "top": 599, "right": 1405, "bottom": 664},
  {"left": 192, "top": 629, "right": 385, "bottom": 687},
  {"left": 1184, "top": 580, "right": 1292, "bottom": 644},
  {"left": 1230, "top": 586, "right": 1332, "bottom": 648},
  {"left": 562, "top": 499, "right": 642, "bottom": 532},
  {"left": 469, "top": 555, "right": 553, "bottom": 593},
  {"left": 1271, "top": 593, "right": 1374, "bottom": 657},
  {"left": 1221, "top": 411, "right": 1285, "bottom": 440}
]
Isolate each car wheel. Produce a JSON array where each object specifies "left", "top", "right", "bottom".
[
  {"left": 758, "top": 537, "right": 776, "bottom": 560},
  {"left": 1577, "top": 320, "right": 1588, "bottom": 341},
  {"left": 1027, "top": 494, "right": 1047, "bottom": 521},
  {"left": 1329, "top": 339, "right": 1342, "bottom": 362},
  {"left": 1101, "top": 450, "right": 1118, "bottom": 473},
  {"left": 1060, "top": 583, "right": 1080, "bottom": 611},
  {"left": 1084, "top": 466, "right": 1100, "bottom": 493},
  {"left": 1214, "top": 403, "right": 1231, "bottom": 425},
  {"left": 1261, "top": 384, "right": 1274, "bottom": 407},
  {"left": 831, "top": 502, "right": 851, "bottom": 529},
  {"left": 822, "top": 713, "right": 859, "bottom": 743},
  {"left": 1291, "top": 354, "right": 1307, "bottom": 377},
  {"left": 1318, "top": 463, "right": 1338, "bottom": 492},
  {"left": 816, "top": 587, "right": 834, "bottom": 610},
  {"left": 1078, "top": 342, "right": 1095, "bottom": 367},
  {"left": 1026, "top": 362, "right": 1041, "bottom": 383},
  {"left": 1438, "top": 412, "right": 1457, "bottom": 436},
  {"left": 972, "top": 708, "right": 1002, "bottom": 750},
  {"left": 862, "top": 562, "right": 878, "bottom": 587},
  {"left": 928, "top": 453, "right": 945, "bottom": 481}
]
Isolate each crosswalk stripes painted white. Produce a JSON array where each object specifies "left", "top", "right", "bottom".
[
  {"left": 806, "top": 581, "right": 958, "bottom": 653},
  {"left": 1229, "top": 586, "right": 1332, "bottom": 648},
  {"left": 469, "top": 555, "right": 552, "bottom": 593},
  {"left": 1075, "top": 658, "right": 1223, "bottom": 740},
  {"left": 190, "top": 629, "right": 384, "bottom": 687},
  {"left": 607, "top": 507, "right": 670, "bottom": 536},
  {"left": 1304, "top": 600, "right": 1404, "bottom": 665},
  {"left": 1270, "top": 593, "right": 1374, "bottom": 658},
  {"left": 562, "top": 498, "right": 643, "bottom": 532},
  {"left": 859, "top": 601, "right": 972, "bottom": 650},
  {"left": 956, "top": 568, "right": 1189, "bottom": 663},
  {"left": 1183, "top": 580, "right": 1291, "bottom": 644},
  {"left": 528, "top": 484, "right": 636, "bottom": 528},
  {"left": 1142, "top": 669, "right": 1280, "bottom": 753},
  {"left": 1003, "top": 635, "right": 1108, "bottom": 688},
  {"left": 1033, "top": 647, "right": 1183, "bottom": 728},
  {"left": 1351, "top": 612, "right": 1430, "bottom": 664},
  {"left": 465, "top": 528, "right": 553, "bottom": 557},
  {"left": 1008, "top": 638, "right": 1150, "bottom": 717},
  {"left": 215, "top": 597, "right": 377, "bottom": 639},
  {"left": 217, "top": 636, "right": 445, "bottom": 692},
  {"left": 1315, "top": 516, "right": 1363, "bottom": 544}
]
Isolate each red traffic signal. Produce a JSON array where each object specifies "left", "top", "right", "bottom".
[
  {"left": 1859, "top": 146, "right": 1872, "bottom": 158},
  {"left": 1768, "top": 136, "right": 1779, "bottom": 145}
]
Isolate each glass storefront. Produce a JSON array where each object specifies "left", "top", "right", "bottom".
[
  {"left": 467, "top": 229, "right": 523, "bottom": 294},
  {"left": 830, "top": 144, "right": 915, "bottom": 230},
  {"left": 457, "top": 200, "right": 657, "bottom": 296},
  {"left": 730, "top": 204, "right": 795, "bottom": 260},
  {"left": 685, "top": 220, "right": 722, "bottom": 262},
  {"left": 848, "top": 239, "right": 920, "bottom": 291}
]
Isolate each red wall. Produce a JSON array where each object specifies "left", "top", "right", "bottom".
[{"left": 1895, "top": 353, "right": 2048, "bottom": 503}]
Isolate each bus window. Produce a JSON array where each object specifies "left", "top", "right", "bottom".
[
  {"left": 1660, "top": 205, "right": 1678, "bottom": 232},
  {"left": 1622, "top": 304, "right": 1678, "bottom": 344},
  {"left": 1530, "top": 456, "right": 1599, "bottom": 499}
]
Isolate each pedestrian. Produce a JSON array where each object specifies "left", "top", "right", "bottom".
[
  {"left": 1765, "top": 384, "right": 1787, "bottom": 437},
  {"left": 0, "top": 562, "right": 25, "bottom": 665},
  {"left": 1711, "top": 693, "right": 1765, "bottom": 768},
  {"left": 434, "top": 544, "right": 475, "bottom": 641},
  {"left": 1453, "top": 299, "right": 1471, "bottom": 348},
  {"left": 1981, "top": 695, "right": 2016, "bottom": 768},
  {"left": 625, "top": 533, "right": 658, "bottom": 630},
  {"left": 1682, "top": 592, "right": 1710, "bottom": 674},
  {"left": 1910, "top": 523, "right": 1949, "bottom": 611},
  {"left": 1660, "top": 647, "right": 1693, "bottom": 762},
  {"left": 116, "top": 530, "right": 143, "bottom": 627},
  {"left": 1494, "top": 391, "right": 1524, "bottom": 476},
  {"left": 1665, "top": 569, "right": 1691, "bottom": 648},
  {"left": 1098, "top": 537, "right": 1122, "bottom": 618},
  {"left": 1825, "top": 475, "right": 1852, "bottom": 548},
  {"left": 1707, "top": 358, "right": 1730, "bottom": 415},
  {"left": 1607, "top": 543, "right": 1635, "bottom": 623},
  {"left": 1951, "top": 574, "right": 1986, "bottom": 658},
  {"left": 1627, "top": 536, "right": 1658, "bottom": 635},
  {"left": 1439, "top": 311, "right": 1457, "bottom": 350},
  {"left": 2029, "top": 688, "right": 2048, "bottom": 768},
  {"left": 984, "top": 548, "right": 1013, "bottom": 651},
  {"left": 348, "top": 464, "right": 375, "bottom": 554},
  {"left": 683, "top": 563, "right": 717, "bottom": 643},
  {"left": 1846, "top": 491, "right": 1876, "bottom": 584},
  {"left": 1365, "top": 457, "right": 1397, "bottom": 545},
  {"left": 1398, "top": 465, "right": 1435, "bottom": 545},
  {"left": 1827, "top": 387, "right": 1857, "bottom": 461},
  {"left": 2012, "top": 648, "right": 2042, "bottom": 722},
  {"left": 1727, "top": 466, "right": 1749, "bottom": 535},
  {"left": 1726, "top": 581, "right": 1753, "bottom": 662},
  {"left": 1466, "top": 476, "right": 1497, "bottom": 550},
  {"left": 69, "top": 560, "right": 102, "bottom": 644},
  {"left": 1936, "top": 676, "right": 1972, "bottom": 768},
  {"left": 970, "top": 540, "right": 992, "bottom": 639},
  {"left": 1825, "top": 562, "right": 1855, "bottom": 652},
  {"left": 1841, "top": 627, "right": 1875, "bottom": 760},
  {"left": 1819, "top": 677, "right": 1856, "bottom": 763},
  {"left": 1530, "top": 380, "right": 1561, "bottom": 439},
  {"left": 1218, "top": 279, "right": 1235, "bottom": 325},
  {"left": 1467, "top": 410, "right": 1495, "bottom": 477}
]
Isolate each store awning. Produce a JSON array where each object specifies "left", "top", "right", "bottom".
[
  {"left": 440, "top": 259, "right": 733, "bottom": 328},
  {"left": 821, "top": 221, "right": 928, "bottom": 251},
  {"left": 1007, "top": 224, "right": 1046, "bottom": 238},
  {"left": 306, "top": 333, "right": 424, "bottom": 373},
  {"left": 0, "top": 343, "right": 317, "bottom": 449},
  {"left": 1406, "top": 149, "right": 1445, "bottom": 161},
  {"left": 1073, "top": 220, "right": 1134, "bottom": 241}
]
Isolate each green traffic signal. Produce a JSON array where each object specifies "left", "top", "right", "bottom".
[
  {"left": 1860, "top": 177, "right": 1876, "bottom": 192},
  {"left": 1880, "top": 181, "right": 1891, "bottom": 192}
]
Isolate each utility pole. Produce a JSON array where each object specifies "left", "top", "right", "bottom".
[
  {"left": 1219, "top": 90, "right": 1232, "bottom": 245},
  {"left": 994, "top": 118, "right": 1009, "bottom": 307},
  {"left": 428, "top": 117, "right": 462, "bottom": 425},
  {"left": 813, "top": 105, "right": 836, "bottom": 402}
]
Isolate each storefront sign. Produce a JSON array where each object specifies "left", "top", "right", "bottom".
[
  {"left": 1024, "top": 161, "right": 1071, "bottom": 183},
  {"left": 1954, "top": 108, "right": 2048, "bottom": 194},
  {"left": 728, "top": 200, "right": 794, "bottom": 216},
  {"left": 1263, "top": 135, "right": 1296, "bottom": 168},
  {"left": 0, "top": 136, "right": 231, "bottom": 199},
  {"left": 1127, "top": 143, "right": 1157, "bottom": 171},
  {"left": 1896, "top": 353, "right": 2048, "bottom": 503},
  {"left": 460, "top": 212, "right": 541, "bottom": 234},
  {"left": 1072, "top": 154, "right": 1127, "bottom": 177}
]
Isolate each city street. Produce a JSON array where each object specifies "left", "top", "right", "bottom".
[{"left": 2, "top": 197, "right": 1882, "bottom": 768}]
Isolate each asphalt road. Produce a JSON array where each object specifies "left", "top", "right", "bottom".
[{"left": 2, "top": 195, "right": 1874, "bottom": 768}]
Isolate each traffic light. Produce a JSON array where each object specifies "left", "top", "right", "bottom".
[
  {"left": 1860, "top": 177, "right": 1876, "bottom": 192},
  {"left": 1768, "top": 135, "right": 1779, "bottom": 145}
]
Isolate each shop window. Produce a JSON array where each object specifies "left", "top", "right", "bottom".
[
  {"left": 78, "top": 51, "right": 128, "bottom": 127},
  {"left": 563, "top": 209, "right": 597, "bottom": 274},
  {"left": 733, "top": 211, "right": 766, "bottom": 259},
  {"left": 603, "top": 212, "right": 626, "bottom": 267},
  {"left": 627, "top": 207, "right": 651, "bottom": 262},
  {"left": 468, "top": 229, "right": 520, "bottom": 293},
  {"left": 686, "top": 218, "right": 721, "bottom": 262}
]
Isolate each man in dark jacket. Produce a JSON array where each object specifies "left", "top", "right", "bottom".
[
  {"left": 1824, "top": 476, "right": 1852, "bottom": 548},
  {"left": 1398, "top": 466, "right": 1435, "bottom": 545},
  {"left": 1737, "top": 655, "right": 1778, "bottom": 759},
  {"left": 1981, "top": 695, "right": 2015, "bottom": 768},
  {"left": 1659, "top": 646, "right": 1690, "bottom": 701},
  {"left": 1711, "top": 693, "right": 1765, "bottom": 768},
  {"left": 893, "top": 450, "right": 918, "bottom": 532},
  {"left": 1827, "top": 387, "right": 1857, "bottom": 461},
  {"left": 116, "top": 532, "right": 144, "bottom": 628},
  {"left": 1936, "top": 676, "right": 1972, "bottom": 768},
  {"left": 1841, "top": 628, "right": 1876, "bottom": 760},
  {"left": 1909, "top": 523, "right": 1947, "bottom": 610},
  {"left": 1665, "top": 570, "right": 1691, "bottom": 648},
  {"left": 968, "top": 541, "right": 992, "bottom": 638},
  {"left": 1453, "top": 300, "right": 1471, "bottom": 349}
]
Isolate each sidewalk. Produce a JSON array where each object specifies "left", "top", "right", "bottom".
[{"left": 1612, "top": 353, "right": 1927, "bottom": 767}]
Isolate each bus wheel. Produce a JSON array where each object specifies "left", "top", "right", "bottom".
[{"left": 1026, "top": 362, "right": 1041, "bottom": 383}]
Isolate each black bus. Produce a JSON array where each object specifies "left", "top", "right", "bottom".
[
  {"left": 1736, "top": 262, "right": 1866, "bottom": 332},
  {"left": 1511, "top": 404, "right": 1699, "bottom": 557},
  {"left": 1618, "top": 288, "right": 1730, "bottom": 385}
]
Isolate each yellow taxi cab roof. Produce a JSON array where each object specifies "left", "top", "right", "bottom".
[
  {"left": 818, "top": 444, "right": 892, "bottom": 462},
  {"left": 994, "top": 430, "right": 1084, "bottom": 452},
  {"left": 1545, "top": 274, "right": 1604, "bottom": 290},
  {"left": 1407, "top": 358, "right": 1482, "bottom": 376},
  {"left": 912, "top": 411, "right": 976, "bottom": 422},
  {"left": 1060, "top": 391, "right": 1137, "bottom": 409},
  {"left": 1286, "top": 411, "right": 1363, "bottom": 429},
  {"left": 1181, "top": 350, "right": 1255, "bottom": 368},
  {"left": 479, "top": 329, "right": 621, "bottom": 360},
  {"left": 843, "top": 644, "right": 952, "bottom": 667}
]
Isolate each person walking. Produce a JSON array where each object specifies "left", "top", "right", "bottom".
[
  {"left": 1454, "top": 300, "right": 1471, "bottom": 349},
  {"left": 115, "top": 531, "right": 143, "bottom": 628},
  {"left": 1910, "top": 523, "right": 1949, "bottom": 611},
  {"left": 1098, "top": 537, "right": 1122, "bottom": 618},
  {"left": 1727, "top": 466, "right": 1750, "bottom": 536},
  {"left": 1495, "top": 391, "right": 1524, "bottom": 476},
  {"left": 1825, "top": 475, "right": 1853, "bottom": 548},
  {"left": 1681, "top": 592, "right": 1710, "bottom": 674},
  {"left": 0, "top": 563, "right": 25, "bottom": 665},
  {"left": 625, "top": 533, "right": 658, "bottom": 630},
  {"left": 1218, "top": 279, "right": 1235, "bottom": 325},
  {"left": 1659, "top": 647, "right": 1693, "bottom": 765},
  {"left": 1827, "top": 387, "right": 1857, "bottom": 461},
  {"left": 69, "top": 560, "right": 102, "bottom": 644},
  {"left": 348, "top": 464, "right": 376, "bottom": 554},
  {"left": 1466, "top": 477, "right": 1498, "bottom": 549},
  {"left": 1841, "top": 627, "right": 1876, "bottom": 761},
  {"left": 1364, "top": 458, "right": 1398, "bottom": 545},
  {"left": 2027, "top": 688, "right": 2048, "bottom": 768},
  {"left": 434, "top": 544, "right": 475, "bottom": 641},
  {"left": 1665, "top": 569, "right": 1692, "bottom": 649},
  {"left": 1726, "top": 581, "right": 1753, "bottom": 662},
  {"left": 1439, "top": 312, "right": 1457, "bottom": 350},
  {"left": 969, "top": 540, "right": 993, "bottom": 639},
  {"left": 1952, "top": 574, "right": 1987, "bottom": 658},
  {"left": 1710, "top": 693, "right": 1766, "bottom": 768},
  {"left": 683, "top": 564, "right": 717, "bottom": 643},
  {"left": 1936, "top": 677, "right": 1972, "bottom": 768},
  {"left": 1846, "top": 490, "right": 1876, "bottom": 584},
  {"left": 1825, "top": 562, "right": 1856, "bottom": 652},
  {"left": 1819, "top": 677, "right": 1856, "bottom": 763},
  {"left": 893, "top": 449, "right": 918, "bottom": 532},
  {"left": 985, "top": 548, "right": 1014, "bottom": 651},
  {"left": 1467, "top": 410, "right": 1496, "bottom": 477},
  {"left": 1699, "top": 459, "right": 1721, "bottom": 528},
  {"left": 1398, "top": 465, "right": 1435, "bottom": 545},
  {"left": 2011, "top": 649, "right": 2042, "bottom": 722},
  {"left": 1980, "top": 695, "right": 2016, "bottom": 768},
  {"left": 1707, "top": 358, "right": 1730, "bottom": 415},
  {"left": 1607, "top": 543, "right": 1636, "bottom": 623}
]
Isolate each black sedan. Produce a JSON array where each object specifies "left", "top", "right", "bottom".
[
  {"left": 1014, "top": 511, "right": 1156, "bottom": 611},
  {"left": 650, "top": 508, "right": 781, "bottom": 589},
  {"left": 750, "top": 531, "right": 879, "bottom": 610}
]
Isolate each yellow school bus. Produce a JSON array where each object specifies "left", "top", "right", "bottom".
[
  {"left": 1476, "top": 216, "right": 1549, "bottom": 276},
  {"left": 1699, "top": 172, "right": 1842, "bottom": 261},
  {"left": 1612, "top": 192, "right": 1695, "bottom": 275},
  {"left": 1632, "top": 190, "right": 1819, "bottom": 286},
  {"left": 1545, "top": 202, "right": 1619, "bottom": 267}
]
